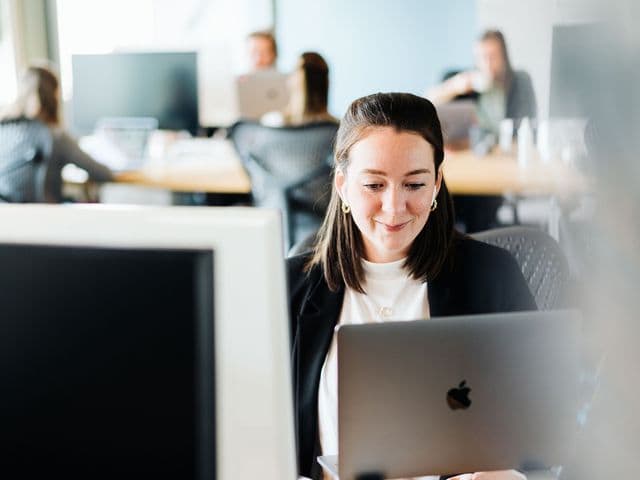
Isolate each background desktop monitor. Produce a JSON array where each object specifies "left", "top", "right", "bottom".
[
  {"left": 0, "top": 245, "right": 214, "bottom": 479},
  {"left": 549, "top": 22, "right": 605, "bottom": 119},
  {"left": 0, "top": 205, "right": 296, "bottom": 480},
  {"left": 71, "top": 51, "right": 199, "bottom": 135}
]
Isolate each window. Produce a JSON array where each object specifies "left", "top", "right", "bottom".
[
  {"left": 0, "top": 0, "right": 17, "bottom": 107},
  {"left": 55, "top": 0, "right": 273, "bottom": 125}
]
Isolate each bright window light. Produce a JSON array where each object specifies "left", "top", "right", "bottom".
[{"left": 0, "top": 0, "right": 17, "bottom": 107}]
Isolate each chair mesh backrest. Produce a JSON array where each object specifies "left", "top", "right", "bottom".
[
  {"left": 472, "top": 226, "right": 571, "bottom": 310},
  {"left": 230, "top": 121, "right": 337, "bottom": 179},
  {"left": 0, "top": 119, "right": 52, "bottom": 202},
  {"left": 229, "top": 120, "right": 339, "bottom": 248},
  {"left": 230, "top": 121, "right": 338, "bottom": 205}
]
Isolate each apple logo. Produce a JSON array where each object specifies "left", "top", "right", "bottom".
[{"left": 446, "top": 380, "right": 472, "bottom": 410}]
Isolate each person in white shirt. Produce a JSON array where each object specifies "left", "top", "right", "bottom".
[{"left": 287, "top": 92, "right": 535, "bottom": 480}]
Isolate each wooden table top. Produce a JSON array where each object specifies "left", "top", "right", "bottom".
[
  {"left": 97, "top": 137, "right": 588, "bottom": 198},
  {"left": 113, "top": 139, "right": 251, "bottom": 194},
  {"left": 442, "top": 148, "right": 589, "bottom": 196}
]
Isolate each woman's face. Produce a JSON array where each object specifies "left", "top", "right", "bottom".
[
  {"left": 335, "top": 127, "right": 442, "bottom": 263},
  {"left": 247, "top": 36, "right": 276, "bottom": 71},
  {"left": 475, "top": 38, "right": 506, "bottom": 82}
]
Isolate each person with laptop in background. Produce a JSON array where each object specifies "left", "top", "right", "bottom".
[
  {"left": 288, "top": 92, "right": 536, "bottom": 480},
  {"left": 235, "top": 30, "right": 291, "bottom": 120},
  {"left": 262, "top": 52, "right": 338, "bottom": 127},
  {"left": 426, "top": 30, "right": 537, "bottom": 233},
  {"left": 0, "top": 64, "right": 113, "bottom": 202},
  {"left": 426, "top": 30, "right": 536, "bottom": 139}
]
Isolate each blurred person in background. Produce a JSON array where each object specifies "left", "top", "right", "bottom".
[
  {"left": 426, "top": 30, "right": 537, "bottom": 233},
  {"left": 246, "top": 30, "right": 278, "bottom": 72},
  {"left": 426, "top": 29, "right": 536, "bottom": 137},
  {"left": 262, "top": 51, "right": 337, "bottom": 126},
  {"left": 0, "top": 64, "right": 113, "bottom": 202}
]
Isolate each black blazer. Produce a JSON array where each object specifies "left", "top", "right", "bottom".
[{"left": 287, "top": 236, "right": 537, "bottom": 479}]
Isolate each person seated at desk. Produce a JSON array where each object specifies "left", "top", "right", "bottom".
[
  {"left": 287, "top": 92, "right": 536, "bottom": 480},
  {"left": 246, "top": 30, "right": 278, "bottom": 73},
  {"left": 427, "top": 30, "right": 537, "bottom": 233},
  {"left": 262, "top": 52, "right": 338, "bottom": 127},
  {"left": 426, "top": 29, "right": 537, "bottom": 140},
  {"left": 0, "top": 64, "right": 113, "bottom": 202}
]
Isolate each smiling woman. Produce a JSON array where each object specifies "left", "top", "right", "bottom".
[{"left": 286, "top": 92, "right": 537, "bottom": 480}]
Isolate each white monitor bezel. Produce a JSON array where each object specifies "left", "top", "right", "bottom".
[{"left": 0, "top": 204, "right": 296, "bottom": 480}]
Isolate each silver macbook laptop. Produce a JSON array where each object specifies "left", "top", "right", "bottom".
[
  {"left": 320, "top": 310, "right": 581, "bottom": 479},
  {"left": 235, "top": 70, "right": 289, "bottom": 120},
  {"left": 436, "top": 100, "right": 478, "bottom": 144}
]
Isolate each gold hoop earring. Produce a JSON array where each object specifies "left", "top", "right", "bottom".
[
  {"left": 341, "top": 202, "right": 351, "bottom": 214},
  {"left": 430, "top": 199, "right": 438, "bottom": 212}
]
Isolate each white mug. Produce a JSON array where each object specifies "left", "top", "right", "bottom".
[{"left": 470, "top": 71, "right": 492, "bottom": 93}]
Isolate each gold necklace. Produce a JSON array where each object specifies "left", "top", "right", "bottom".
[{"left": 360, "top": 292, "right": 397, "bottom": 321}]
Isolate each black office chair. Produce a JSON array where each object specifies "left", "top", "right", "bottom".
[
  {"left": 472, "top": 226, "right": 571, "bottom": 310},
  {"left": 229, "top": 120, "right": 339, "bottom": 249},
  {"left": 0, "top": 118, "right": 52, "bottom": 203}
]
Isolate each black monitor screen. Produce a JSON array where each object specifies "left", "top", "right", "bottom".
[
  {"left": 72, "top": 51, "right": 199, "bottom": 135},
  {"left": 0, "top": 244, "right": 214, "bottom": 480}
]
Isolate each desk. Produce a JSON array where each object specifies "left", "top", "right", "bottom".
[
  {"left": 443, "top": 149, "right": 591, "bottom": 238},
  {"left": 113, "top": 139, "right": 251, "bottom": 194},
  {"left": 443, "top": 149, "right": 589, "bottom": 196},
  {"left": 71, "top": 135, "right": 252, "bottom": 204}
]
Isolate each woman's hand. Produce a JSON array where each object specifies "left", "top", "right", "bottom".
[
  {"left": 449, "top": 470, "right": 527, "bottom": 480},
  {"left": 425, "top": 71, "right": 474, "bottom": 105},
  {"left": 448, "top": 71, "right": 475, "bottom": 96}
]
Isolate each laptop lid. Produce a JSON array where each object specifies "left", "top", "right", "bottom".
[
  {"left": 436, "top": 100, "right": 477, "bottom": 144},
  {"left": 337, "top": 310, "right": 581, "bottom": 479},
  {"left": 235, "top": 71, "right": 289, "bottom": 120},
  {"left": 79, "top": 117, "right": 158, "bottom": 172}
]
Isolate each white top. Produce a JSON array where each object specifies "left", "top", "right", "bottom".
[{"left": 318, "top": 258, "right": 436, "bottom": 480}]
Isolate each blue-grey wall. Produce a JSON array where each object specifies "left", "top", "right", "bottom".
[{"left": 275, "top": 0, "right": 477, "bottom": 117}]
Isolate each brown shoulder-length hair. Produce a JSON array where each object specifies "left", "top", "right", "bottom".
[
  {"left": 0, "top": 64, "right": 60, "bottom": 127},
  {"left": 300, "top": 51, "right": 329, "bottom": 116},
  {"left": 247, "top": 30, "right": 278, "bottom": 58},
  {"left": 479, "top": 29, "right": 514, "bottom": 90},
  {"left": 307, "top": 92, "right": 455, "bottom": 293}
]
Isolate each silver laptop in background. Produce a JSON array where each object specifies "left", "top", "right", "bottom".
[
  {"left": 436, "top": 100, "right": 478, "bottom": 144},
  {"left": 322, "top": 310, "right": 581, "bottom": 480},
  {"left": 235, "top": 70, "right": 289, "bottom": 120},
  {"left": 79, "top": 117, "right": 158, "bottom": 172}
]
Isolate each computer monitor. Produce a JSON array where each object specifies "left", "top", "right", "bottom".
[
  {"left": 549, "top": 22, "right": 604, "bottom": 119},
  {"left": 71, "top": 51, "right": 199, "bottom": 135},
  {"left": 0, "top": 205, "right": 296, "bottom": 480},
  {"left": 0, "top": 244, "right": 215, "bottom": 479}
]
